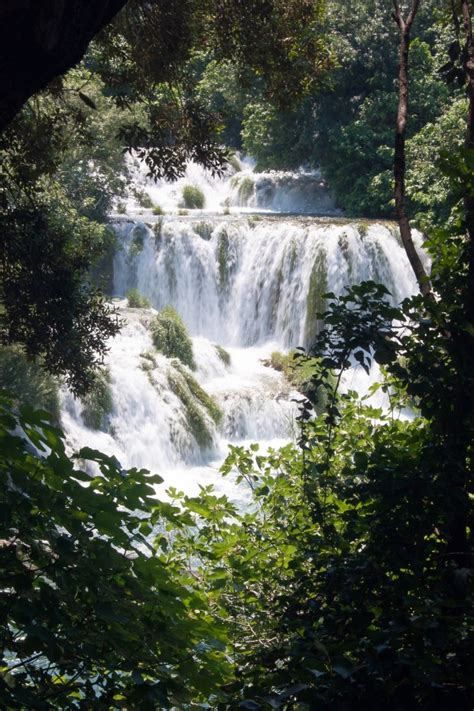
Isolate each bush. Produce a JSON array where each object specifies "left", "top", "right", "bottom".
[
  {"left": 269, "top": 350, "right": 331, "bottom": 409},
  {"left": 150, "top": 306, "right": 196, "bottom": 369},
  {"left": 181, "top": 185, "right": 205, "bottom": 209},
  {"left": 0, "top": 398, "right": 230, "bottom": 708},
  {"left": 0, "top": 345, "right": 60, "bottom": 420},
  {"left": 81, "top": 368, "right": 113, "bottom": 430},
  {"left": 152, "top": 204, "right": 164, "bottom": 215},
  {"left": 131, "top": 187, "right": 154, "bottom": 208},
  {"left": 126, "top": 288, "right": 151, "bottom": 308}
]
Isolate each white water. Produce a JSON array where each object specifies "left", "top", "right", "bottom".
[
  {"left": 123, "top": 156, "right": 341, "bottom": 216},
  {"left": 61, "top": 163, "right": 423, "bottom": 501}
]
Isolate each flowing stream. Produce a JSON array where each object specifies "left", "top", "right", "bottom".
[{"left": 60, "top": 161, "right": 421, "bottom": 501}]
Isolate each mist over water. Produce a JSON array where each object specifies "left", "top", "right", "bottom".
[{"left": 61, "top": 161, "right": 421, "bottom": 500}]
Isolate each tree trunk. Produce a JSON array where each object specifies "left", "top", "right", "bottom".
[
  {"left": 461, "top": 0, "right": 474, "bottom": 321},
  {"left": 392, "top": 0, "right": 431, "bottom": 296},
  {"left": 0, "top": 0, "right": 128, "bottom": 133}
]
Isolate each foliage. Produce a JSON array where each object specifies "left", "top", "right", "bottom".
[
  {"left": 80, "top": 368, "right": 113, "bottom": 431},
  {"left": 150, "top": 306, "right": 196, "bottom": 369},
  {"left": 161, "top": 277, "right": 473, "bottom": 709},
  {"left": 0, "top": 346, "right": 60, "bottom": 421},
  {"left": 0, "top": 397, "right": 231, "bottom": 708},
  {"left": 95, "top": 0, "right": 329, "bottom": 181},
  {"left": 126, "top": 287, "right": 151, "bottom": 308},
  {"left": 269, "top": 349, "right": 331, "bottom": 409},
  {"left": 181, "top": 184, "right": 205, "bottom": 209},
  {"left": 131, "top": 186, "right": 154, "bottom": 209},
  {"left": 242, "top": 99, "right": 317, "bottom": 170},
  {"left": 0, "top": 76, "right": 123, "bottom": 395}
]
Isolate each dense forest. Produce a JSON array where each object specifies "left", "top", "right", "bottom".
[{"left": 0, "top": 0, "right": 473, "bottom": 708}]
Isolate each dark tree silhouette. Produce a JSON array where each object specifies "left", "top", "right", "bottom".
[{"left": 0, "top": 0, "right": 127, "bottom": 132}]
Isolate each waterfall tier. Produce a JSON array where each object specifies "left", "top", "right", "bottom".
[
  {"left": 123, "top": 157, "right": 341, "bottom": 216},
  {"left": 114, "top": 216, "right": 418, "bottom": 349}
]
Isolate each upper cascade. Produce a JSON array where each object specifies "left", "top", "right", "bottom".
[{"left": 121, "top": 155, "right": 342, "bottom": 216}]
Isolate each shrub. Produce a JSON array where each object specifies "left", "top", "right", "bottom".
[
  {"left": 81, "top": 368, "right": 113, "bottom": 430},
  {"left": 150, "top": 306, "right": 196, "bottom": 369},
  {"left": 269, "top": 350, "right": 331, "bottom": 410},
  {"left": 126, "top": 288, "right": 151, "bottom": 308},
  {"left": 0, "top": 345, "right": 60, "bottom": 420},
  {"left": 181, "top": 185, "right": 205, "bottom": 209},
  {"left": 152, "top": 204, "right": 164, "bottom": 215}
]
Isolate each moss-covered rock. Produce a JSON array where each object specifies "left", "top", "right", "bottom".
[
  {"left": 168, "top": 361, "right": 222, "bottom": 449},
  {"left": 152, "top": 216, "right": 164, "bottom": 244},
  {"left": 214, "top": 344, "right": 231, "bottom": 367},
  {"left": 0, "top": 345, "right": 60, "bottom": 420},
  {"left": 150, "top": 306, "right": 196, "bottom": 369},
  {"left": 304, "top": 250, "right": 327, "bottom": 348},
  {"left": 80, "top": 368, "right": 113, "bottom": 431},
  {"left": 139, "top": 350, "right": 158, "bottom": 372},
  {"left": 227, "top": 153, "right": 242, "bottom": 173},
  {"left": 181, "top": 185, "right": 205, "bottom": 209},
  {"left": 216, "top": 228, "right": 230, "bottom": 289},
  {"left": 126, "top": 288, "right": 151, "bottom": 308},
  {"left": 237, "top": 175, "right": 254, "bottom": 204},
  {"left": 129, "top": 222, "right": 149, "bottom": 258},
  {"left": 194, "top": 221, "right": 213, "bottom": 241}
]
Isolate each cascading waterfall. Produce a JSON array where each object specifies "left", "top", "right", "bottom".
[
  {"left": 61, "top": 162, "right": 422, "bottom": 499},
  {"left": 114, "top": 217, "right": 416, "bottom": 348}
]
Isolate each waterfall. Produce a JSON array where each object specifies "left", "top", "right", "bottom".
[
  {"left": 123, "top": 156, "right": 341, "bottom": 216},
  {"left": 61, "top": 164, "right": 422, "bottom": 499},
  {"left": 114, "top": 217, "right": 416, "bottom": 348}
]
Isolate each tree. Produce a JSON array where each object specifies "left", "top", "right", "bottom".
[{"left": 393, "top": 0, "right": 432, "bottom": 295}]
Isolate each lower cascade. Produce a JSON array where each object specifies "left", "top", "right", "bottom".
[{"left": 61, "top": 214, "right": 420, "bottom": 499}]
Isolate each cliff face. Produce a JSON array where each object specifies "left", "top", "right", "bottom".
[{"left": 0, "top": 0, "right": 127, "bottom": 131}]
